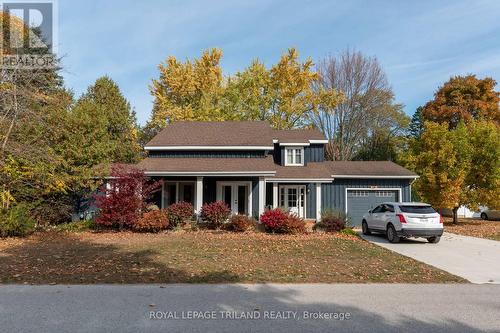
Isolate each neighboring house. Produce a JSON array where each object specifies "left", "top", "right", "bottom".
[{"left": 137, "top": 121, "right": 418, "bottom": 226}]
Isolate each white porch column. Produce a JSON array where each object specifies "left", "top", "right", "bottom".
[
  {"left": 258, "top": 177, "right": 265, "bottom": 217},
  {"left": 316, "top": 183, "right": 322, "bottom": 222},
  {"left": 272, "top": 182, "right": 278, "bottom": 208},
  {"left": 195, "top": 177, "right": 203, "bottom": 214}
]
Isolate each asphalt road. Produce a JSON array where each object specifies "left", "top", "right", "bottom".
[
  {"left": 0, "top": 284, "right": 499, "bottom": 333},
  {"left": 360, "top": 232, "right": 500, "bottom": 283}
]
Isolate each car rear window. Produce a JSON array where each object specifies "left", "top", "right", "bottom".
[{"left": 399, "top": 205, "right": 436, "bottom": 214}]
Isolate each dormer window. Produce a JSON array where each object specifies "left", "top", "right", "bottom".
[{"left": 285, "top": 147, "right": 304, "bottom": 166}]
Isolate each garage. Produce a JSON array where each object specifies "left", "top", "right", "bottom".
[{"left": 346, "top": 189, "right": 399, "bottom": 226}]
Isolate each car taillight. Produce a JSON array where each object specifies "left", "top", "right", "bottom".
[
  {"left": 439, "top": 215, "right": 443, "bottom": 224},
  {"left": 396, "top": 214, "right": 407, "bottom": 223}
]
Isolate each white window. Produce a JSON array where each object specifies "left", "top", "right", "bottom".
[
  {"left": 284, "top": 147, "right": 304, "bottom": 166},
  {"left": 351, "top": 190, "right": 369, "bottom": 197}
]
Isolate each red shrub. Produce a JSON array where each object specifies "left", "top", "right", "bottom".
[
  {"left": 315, "top": 210, "right": 347, "bottom": 232},
  {"left": 166, "top": 201, "right": 194, "bottom": 227},
  {"left": 260, "top": 208, "right": 306, "bottom": 234},
  {"left": 225, "top": 215, "right": 255, "bottom": 232},
  {"left": 260, "top": 208, "right": 288, "bottom": 231},
  {"left": 280, "top": 214, "right": 306, "bottom": 234},
  {"left": 134, "top": 209, "right": 169, "bottom": 232},
  {"left": 95, "top": 164, "right": 161, "bottom": 229},
  {"left": 200, "top": 201, "right": 231, "bottom": 229}
]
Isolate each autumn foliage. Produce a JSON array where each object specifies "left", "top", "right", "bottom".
[
  {"left": 225, "top": 215, "right": 255, "bottom": 232},
  {"left": 134, "top": 209, "right": 169, "bottom": 232},
  {"left": 200, "top": 201, "right": 231, "bottom": 229},
  {"left": 422, "top": 75, "right": 500, "bottom": 128},
  {"left": 95, "top": 165, "right": 161, "bottom": 229},
  {"left": 166, "top": 201, "right": 194, "bottom": 227},
  {"left": 260, "top": 208, "right": 306, "bottom": 234}
]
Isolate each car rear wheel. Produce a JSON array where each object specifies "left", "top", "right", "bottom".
[
  {"left": 427, "top": 236, "right": 441, "bottom": 243},
  {"left": 481, "top": 212, "right": 488, "bottom": 220},
  {"left": 362, "top": 220, "right": 371, "bottom": 235},
  {"left": 386, "top": 224, "right": 400, "bottom": 243}
]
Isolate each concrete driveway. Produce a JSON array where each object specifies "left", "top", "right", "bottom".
[
  {"left": 360, "top": 232, "right": 500, "bottom": 284},
  {"left": 0, "top": 284, "right": 499, "bottom": 333}
]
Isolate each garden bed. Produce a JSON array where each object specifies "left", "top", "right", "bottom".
[{"left": 0, "top": 230, "right": 465, "bottom": 284}]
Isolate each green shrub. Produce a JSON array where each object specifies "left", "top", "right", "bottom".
[
  {"left": 225, "top": 215, "right": 255, "bottom": 232},
  {"left": 55, "top": 219, "right": 95, "bottom": 232},
  {"left": 0, "top": 204, "right": 36, "bottom": 237},
  {"left": 339, "top": 227, "right": 358, "bottom": 236}
]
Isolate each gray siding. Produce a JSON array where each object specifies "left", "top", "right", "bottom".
[
  {"left": 305, "top": 144, "right": 325, "bottom": 163},
  {"left": 276, "top": 144, "right": 325, "bottom": 166},
  {"left": 321, "top": 178, "right": 412, "bottom": 213},
  {"left": 306, "top": 183, "right": 316, "bottom": 219}
]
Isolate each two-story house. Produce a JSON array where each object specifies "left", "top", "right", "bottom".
[{"left": 138, "top": 121, "right": 418, "bottom": 225}]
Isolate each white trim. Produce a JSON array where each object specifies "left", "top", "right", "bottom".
[
  {"left": 195, "top": 177, "right": 203, "bottom": 214},
  {"left": 160, "top": 181, "right": 164, "bottom": 209},
  {"left": 272, "top": 182, "right": 278, "bottom": 208},
  {"left": 316, "top": 183, "right": 321, "bottom": 222},
  {"left": 216, "top": 181, "right": 253, "bottom": 216},
  {"left": 145, "top": 145, "right": 274, "bottom": 151},
  {"left": 145, "top": 171, "right": 275, "bottom": 176},
  {"left": 344, "top": 187, "right": 403, "bottom": 214},
  {"left": 279, "top": 142, "right": 310, "bottom": 147},
  {"left": 258, "top": 177, "right": 265, "bottom": 217},
  {"left": 332, "top": 175, "right": 419, "bottom": 179},
  {"left": 279, "top": 185, "right": 306, "bottom": 218},
  {"left": 309, "top": 139, "right": 329, "bottom": 144},
  {"left": 163, "top": 181, "right": 196, "bottom": 207},
  {"left": 284, "top": 147, "right": 305, "bottom": 166},
  {"left": 265, "top": 178, "right": 333, "bottom": 183}
]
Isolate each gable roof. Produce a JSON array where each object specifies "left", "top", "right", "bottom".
[
  {"left": 145, "top": 121, "right": 274, "bottom": 148},
  {"left": 138, "top": 156, "right": 276, "bottom": 176},
  {"left": 326, "top": 161, "right": 418, "bottom": 178},
  {"left": 273, "top": 128, "right": 326, "bottom": 143},
  {"left": 145, "top": 121, "right": 327, "bottom": 148}
]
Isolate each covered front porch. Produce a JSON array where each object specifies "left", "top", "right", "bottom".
[
  {"left": 153, "top": 176, "right": 324, "bottom": 221},
  {"left": 154, "top": 176, "right": 265, "bottom": 219}
]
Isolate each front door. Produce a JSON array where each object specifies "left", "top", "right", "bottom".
[
  {"left": 280, "top": 185, "right": 306, "bottom": 218},
  {"left": 218, "top": 183, "right": 250, "bottom": 215}
]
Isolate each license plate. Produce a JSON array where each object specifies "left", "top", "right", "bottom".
[{"left": 420, "top": 218, "right": 428, "bottom": 223}]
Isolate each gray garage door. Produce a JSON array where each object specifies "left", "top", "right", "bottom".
[{"left": 346, "top": 189, "right": 399, "bottom": 226}]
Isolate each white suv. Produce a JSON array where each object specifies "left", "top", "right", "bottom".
[{"left": 361, "top": 202, "right": 443, "bottom": 243}]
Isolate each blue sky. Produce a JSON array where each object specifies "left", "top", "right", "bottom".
[{"left": 58, "top": 0, "right": 500, "bottom": 124}]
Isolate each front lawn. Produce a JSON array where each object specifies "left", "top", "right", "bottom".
[
  {"left": 444, "top": 218, "right": 500, "bottom": 241},
  {"left": 0, "top": 230, "right": 465, "bottom": 284}
]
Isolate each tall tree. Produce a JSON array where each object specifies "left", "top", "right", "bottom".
[
  {"left": 266, "top": 48, "right": 340, "bottom": 129},
  {"left": 148, "top": 48, "right": 225, "bottom": 131},
  {"left": 310, "top": 48, "right": 405, "bottom": 160},
  {"left": 411, "top": 122, "right": 472, "bottom": 223},
  {"left": 146, "top": 48, "right": 341, "bottom": 133},
  {"left": 411, "top": 120, "right": 499, "bottom": 223},
  {"left": 73, "top": 76, "right": 141, "bottom": 164},
  {"left": 408, "top": 106, "right": 425, "bottom": 139},
  {"left": 422, "top": 75, "right": 500, "bottom": 128},
  {"left": 466, "top": 120, "right": 500, "bottom": 211}
]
